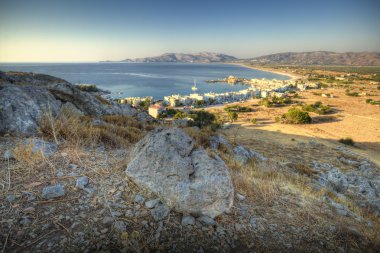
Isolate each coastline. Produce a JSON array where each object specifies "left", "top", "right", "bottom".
[{"left": 230, "top": 62, "right": 301, "bottom": 80}]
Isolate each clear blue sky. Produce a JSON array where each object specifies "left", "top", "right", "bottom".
[{"left": 0, "top": 0, "right": 379, "bottom": 62}]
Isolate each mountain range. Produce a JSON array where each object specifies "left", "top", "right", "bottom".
[
  {"left": 106, "top": 51, "right": 380, "bottom": 66},
  {"left": 243, "top": 51, "right": 380, "bottom": 66},
  {"left": 121, "top": 52, "right": 237, "bottom": 63}
]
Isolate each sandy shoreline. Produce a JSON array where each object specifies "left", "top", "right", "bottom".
[{"left": 230, "top": 62, "right": 301, "bottom": 80}]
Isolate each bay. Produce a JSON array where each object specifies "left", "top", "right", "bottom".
[{"left": 0, "top": 62, "right": 289, "bottom": 99}]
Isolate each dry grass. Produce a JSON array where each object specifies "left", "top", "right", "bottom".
[
  {"left": 39, "top": 108, "right": 146, "bottom": 148},
  {"left": 183, "top": 127, "right": 214, "bottom": 148}
]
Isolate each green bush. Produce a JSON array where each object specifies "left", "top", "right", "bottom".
[
  {"left": 281, "top": 107, "right": 311, "bottom": 124},
  {"left": 259, "top": 98, "right": 273, "bottom": 107},
  {"left": 187, "top": 110, "right": 219, "bottom": 129},
  {"left": 251, "top": 118, "right": 257, "bottom": 124},
  {"left": 338, "top": 137, "right": 355, "bottom": 146},
  {"left": 227, "top": 111, "right": 238, "bottom": 122}
]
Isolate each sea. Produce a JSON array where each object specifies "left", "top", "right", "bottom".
[{"left": 0, "top": 62, "right": 289, "bottom": 100}]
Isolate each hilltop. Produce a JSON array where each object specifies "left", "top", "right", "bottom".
[
  {"left": 117, "top": 52, "right": 237, "bottom": 63},
  {"left": 242, "top": 51, "right": 380, "bottom": 66}
]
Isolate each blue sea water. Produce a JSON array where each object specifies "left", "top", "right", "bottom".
[{"left": 0, "top": 62, "right": 289, "bottom": 99}]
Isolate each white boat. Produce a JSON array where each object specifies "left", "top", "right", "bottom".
[{"left": 192, "top": 80, "right": 198, "bottom": 91}]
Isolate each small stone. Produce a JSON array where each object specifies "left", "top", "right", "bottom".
[
  {"left": 41, "top": 184, "right": 65, "bottom": 199},
  {"left": 83, "top": 187, "right": 96, "bottom": 194},
  {"left": 56, "top": 171, "right": 64, "bottom": 177},
  {"left": 76, "top": 176, "right": 89, "bottom": 189},
  {"left": 22, "top": 192, "right": 35, "bottom": 201},
  {"left": 151, "top": 204, "right": 170, "bottom": 221},
  {"left": 69, "top": 164, "right": 78, "bottom": 170},
  {"left": 19, "top": 216, "right": 33, "bottom": 225},
  {"left": 145, "top": 199, "right": 160, "bottom": 209},
  {"left": 61, "top": 152, "right": 68, "bottom": 157},
  {"left": 134, "top": 195, "right": 145, "bottom": 204},
  {"left": 23, "top": 207, "right": 35, "bottom": 213},
  {"left": 181, "top": 215, "right": 195, "bottom": 226},
  {"left": 235, "top": 223, "right": 244, "bottom": 231},
  {"left": 198, "top": 216, "right": 216, "bottom": 226},
  {"left": 3, "top": 150, "right": 12, "bottom": 160},
  {"left": 236, "top": 193, "right": 246, "bottom": 201},
  {"left": 114, "top": 221, "right": 127, "bottom": 232},
  {"left": 250, "top": 217, "right": 257, "bottom": 229},
  {"left": 68, "top": 172, "right": 78, "bottom": 177},
  {"left": 125, "top": 210, "right": 134, "bottom": 217},
  {"left": 102, "top": 216, "right": 114, "bottom": 225},
  {"left": 100, "top": 228, "right": 108, "bottom": 234},
  {"left": 111, "top": 211, "right": 123, "bottom": 217},
  {"left": 6, "top": 194, "right": 16, "bottom": 203}
]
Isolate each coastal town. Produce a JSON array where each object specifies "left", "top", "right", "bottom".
[{"left": 117, "top": 76, "right": 319, "bottom": 118}]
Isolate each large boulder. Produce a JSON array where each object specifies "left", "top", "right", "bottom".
[
  {"left": 0, "top": 71, "right": 152, "bottom": 135},
  {"left": 126, "top": 128, "right": 234, "bottom": 218}
]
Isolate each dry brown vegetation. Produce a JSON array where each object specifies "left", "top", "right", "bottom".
[{"left": 39, "top": 108, "right": 147, "bottom": 148}]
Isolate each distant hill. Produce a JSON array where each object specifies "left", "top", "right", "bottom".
[
  {"left": 120, "top": 52, "right": 237, "bottom": 63},
  {"left": 243, "top": 51, "right": 380, "bottom": 66}
]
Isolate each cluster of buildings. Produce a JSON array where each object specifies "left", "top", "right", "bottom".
[
  {"left": 118, "top": 96, "right": 152, "bottom": 106},
  {"left": 163, "top": 88, "right": 258, "bottom": 107}
]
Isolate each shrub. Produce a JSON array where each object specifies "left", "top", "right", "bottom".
[
  {"left": 301, "top": 101, "right": 332, "bottom": 115},
  {"left": 259, "top": 98, "right": 273, "bottom": 107},
  {"left": 77, "top": 84, "right": 99, "bottom": 92},
  {"left": 281, "top": 107, "right": 311, "bottom": 124},
  {"left": 227, "top": 111, "right": 238, "bottom": 122},
  {"left": 187, "top": 110, "right": 219, "bottom": 129},
  {"left": 338, "top": 137, "right": 355, "bottom": 146},
  {"left": 251, "top": 118, "right": 257, "bottom": 124}
]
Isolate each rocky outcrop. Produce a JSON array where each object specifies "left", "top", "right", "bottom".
[
  {"left": 0, "top": 71, "right": 151, "bottom": 135},
  {"left": 126, "top": 128, "right": 234, "bottom": 218},
  {"left": 209, "top": 134, "right": 267, "bottom": 164}
]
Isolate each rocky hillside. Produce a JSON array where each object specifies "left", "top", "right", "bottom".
[
  {"left": 0, "top": 71, "right": 151, "bottom": 135},
  {"left": 243, "top": 51, "right": 380, "bottom": 66},
  {"left": 121, "top": 52, "right": 237, "bottom": 63}
]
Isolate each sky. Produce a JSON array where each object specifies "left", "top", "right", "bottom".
[{"left": 0, "top": 0, "right": 379, "bottom": 62}]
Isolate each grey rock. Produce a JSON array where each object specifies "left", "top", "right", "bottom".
[
  {"left": 197, "top": 216, "right": 216, "bottom": 226},
  {"left": 102, "top": 216, "right": 114, "bottom": 225},
  {"left": 6, "top": 194, "right": 16, "bottom": 203},
  {"left": 56, "top": 171, "right": 64, "bottom": 177},
  {"left": 41, "top": 184, "right": 65, "bottom": 199},
  {"left": 145, "top": 199, "right": 160, "bottom": 209},
  {"left": 22, "top": 192, "right": 35, "bottom": 201},
  {"left": 23, "top": 138, "right": 57, "bottom": 157},
  {"left": 19, "top": 216, "right": 33, "bottom": 225},
  {"left": 332, "top": 201, "right": 349, "bottom": 216},
  {"left": 69, "top": 164, "right": 78, "bottom": 170},
  {"left": 209, "top": 134, "right": 233, "bottom": 151},
  {"left": 114, "top": 221, "right": 127, "bottom": 232},
  {"left": 76, "top": 176, "right": 89, "bottom": 189},
  {"left": 181, "top": 215, "right": 196, "bottom": 226},
  {"left": 126, "top": 128, "right": 234, "bottom": 218},
  {"left": 0, "top": 71, "right": 153, "bottom": 135},
  {"left": 134, "top": 195, "right": 145, "bottom": 204},
  {"left": 151, "top": 203, "right": 170, "bottom": 221},
  {"left": 3, "top": 150, "right": 12, "bottom": 160},
  {"left": 233, "top": 145, "right": 267, "bottom": 165},
  {"left": 236, "top": 193, "right": 246, "bottom": 201},
  {"left": 250, "top": 217, "right": 257, "bottom": 229},
  {"left": 68, "top": 172, "right": 78, "bottom": 177},
  {"left": 83, "top": 187, "right": 96, "bottom": 194}
]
